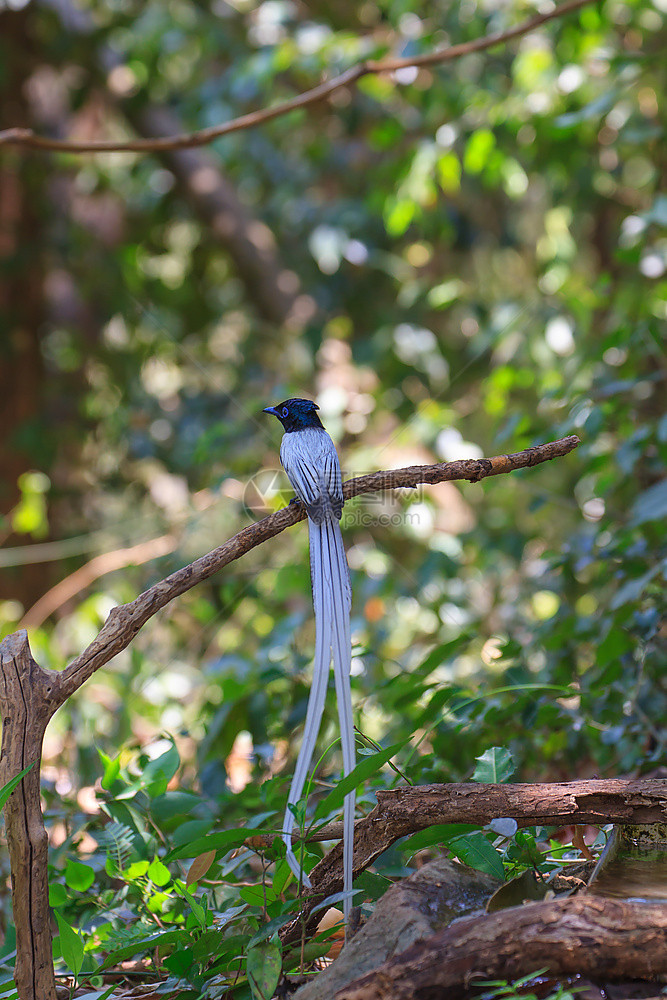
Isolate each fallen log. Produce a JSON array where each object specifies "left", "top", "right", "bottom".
[{"left": 337, "top": 895, "right": 667, "bottom": 1000}]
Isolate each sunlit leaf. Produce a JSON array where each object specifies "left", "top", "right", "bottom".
[{"left": 65, "top": 860, "right": 95, "bottom": 892}]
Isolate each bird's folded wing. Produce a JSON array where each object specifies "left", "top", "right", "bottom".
[{"left": 280, "top": 429, "right": 344, "bottom": 521}]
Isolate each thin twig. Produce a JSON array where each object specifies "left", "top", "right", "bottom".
[{"left": 0, "top": 0, "right": 593, "bottom": 155}]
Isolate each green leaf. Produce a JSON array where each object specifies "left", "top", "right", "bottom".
[
  {"left": 170, "top": 819, "right": 215, "bottom": 850},
  {"left": 247, "top": 936, "right": 281, "bottom": 1000},
  {"left": 166, "top": 827, "right": 254, "bottom": 860},
  {"left": 473, "top": 747, "right": 515, "bottom": 784},
  {"left": 163, "top": 948, "right": 194, "bottom": 977},
  {"left": 98, "top": 930, "right": 187, "bottom": 970},
  {"left": 463, "top": 128, "right": 495, "bottom": 174},
  {"left": 239, "top": 884, "right": 274, "bottom": 908},
  {"left": 610, "top": 565, "right": 662, "bottom": 610},
  {"left": 353, "top": 870, "right": 393, "bottom": 901},
  {"left": 271, "top": 859, "right": 292, "bottom": 896},
  {"left": 55, "top": 912, "right": 84, "bottom": 977},
  {"left": 402, "top": 824, "right": 478, "bottom": 852},
  {"left": 448, "top": 832, "right": 505, "bottom": 880},
  {"left": 0, "top": 763, "right": 35, "bottom": 811},
  {"left": 313, "top": 741, "right": 407, "bottom": 820},
  {"left": 173, "top": 880, "right": 207, "bottom": 927},
  {"left": 384, "top": 197, "right": 416, "bottom": 237},
  {"left": 247, "top": 913, "right": 295, "bottom": 947},
  {"left": 148, "top": 858, "right": 171, "bottom": 887},
  {"left": 97, "top": 749, "right": 120, "bottom": 791},
  {"left": 49, "top": 883, "right": 68, "bottom": 907},
  {"left": 142, "top": 739, "right": 180, "bottom": 796},
  {"left": 596, "top": 627, "right": 633, "bottom": 665},
  {"left": 124, "top": 860, "right": 149, "bottom": 879},
  {"left": 150, "top": 791, "right": 203, "bottom": 823},
  {"left": 436, "top": 152, "right": 461, "bottom": 194},
  {"left": 0, "top": 982, "right": 17, "bottom": 1000},
  {"left": 65, "top": 860, "right": 95, "bottom": 892}
]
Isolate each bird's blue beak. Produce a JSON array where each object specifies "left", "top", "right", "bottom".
[{"left": 262, "top": 406, "right": 278, "bottom": 416}]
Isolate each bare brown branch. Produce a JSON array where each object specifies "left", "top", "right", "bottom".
[
  {"left": 53, "top": 435, "right": 579, "bottom": 703},
  {"left": 0, "top": 0, "right": 593, "bottom": 155},
  {"left": 279, "top": 776, "right": 667, "bottom": 944},
  {"left": 19, "top": 533, "right": 177, "bottom": 630}
]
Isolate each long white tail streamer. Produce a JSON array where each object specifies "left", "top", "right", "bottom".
[{"left": 281, "top": 516, "right": 354, "bottom": 927}]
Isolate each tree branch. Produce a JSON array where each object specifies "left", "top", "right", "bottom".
[
  {"left": 255, "top": 776, "right": 667, "bottom": 850},
  {"left": 0, "top": 0, "right": 593, "bottom": 155},
  {"left": 278, "top": 776, "right": 667, "bottom": 944},
  {"left": 50, "top": 435, "right": 578, "bottom": 704}
]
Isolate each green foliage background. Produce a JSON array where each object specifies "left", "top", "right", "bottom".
[{"left": 0, "top": 0, "right": 665, "bottom": 992}]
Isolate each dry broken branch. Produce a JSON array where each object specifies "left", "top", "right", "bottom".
[{"left": 0, "top": 0, "right": 593, "bottom": 155}]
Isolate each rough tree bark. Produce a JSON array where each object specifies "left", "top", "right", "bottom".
[
  {"left": 337, "top": 896, "right": 667, "bottom": 1000},
  {"left": 277, "top": 778, "right": 667, "bottom": 944},
  {"left": 0, "top": 633, "right": 61, "bottom": 1000}
]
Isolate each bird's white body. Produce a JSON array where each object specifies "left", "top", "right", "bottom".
[
  {"left": 278, "top": 426, "right": 355, "bottom": 925},
  {"left": 280, "top": 428, "right": 345, "bottom": 522}
]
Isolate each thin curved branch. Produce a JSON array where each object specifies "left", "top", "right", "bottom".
[
  {"left": 0, "top": 0, "right": 593, "bottom": 155},
  {"left": 252, "top": 775, "right": 667, "bottom": 851},
  {"left": 53, "top": 435, "right": 579, "bottom": 703},
  {"left": 19, "top": 533, "right": 177, "bottom": 630}
]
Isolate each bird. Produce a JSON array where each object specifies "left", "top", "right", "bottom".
[{"left": 263, "top": 397, "right": 355, "bottom": 928}]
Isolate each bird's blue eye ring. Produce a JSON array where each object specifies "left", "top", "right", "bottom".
[{"left": 281, "top": 406, "right": 289, "bottom": 417}]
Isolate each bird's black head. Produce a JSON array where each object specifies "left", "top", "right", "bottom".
[{"left": 262, "top": 397, "right": 324, "bottom": 432}]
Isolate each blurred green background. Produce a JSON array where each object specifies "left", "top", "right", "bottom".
[{"left": 1, "top": 0, "right": 665, "bottom": 844}]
